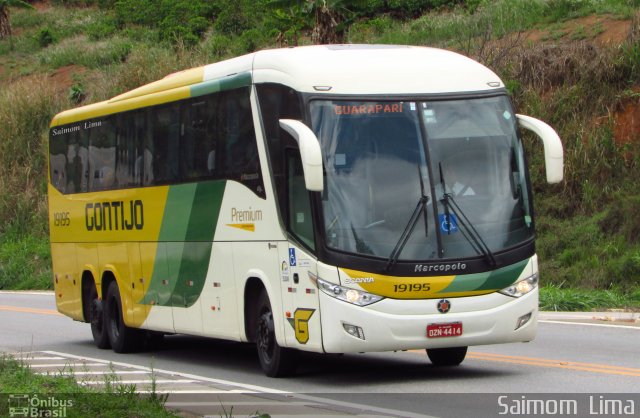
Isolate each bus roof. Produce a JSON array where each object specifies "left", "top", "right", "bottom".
[
  {"left": 250, "top": 45, "right": 503, "bottom": 95},
  {"left": 51, "top": 45, "right": 504, "bottom": 126}
]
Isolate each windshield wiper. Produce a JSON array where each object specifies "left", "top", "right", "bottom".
[
  {"left": 385, "top": 195, "right": 430, "bottom": 272},
  {"left": 439, "top": 163, "right": 496, "bottom": 267}
]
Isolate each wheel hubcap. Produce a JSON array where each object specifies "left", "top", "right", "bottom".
[
  {"left": 90, "top": 299, "right": 103, "bottom": 331},
  {"left": 257, "top": 311, "right": 274, "bottom": 360},
  {"left": 109, "top": 296, "right": 120, "bottom": 339}
]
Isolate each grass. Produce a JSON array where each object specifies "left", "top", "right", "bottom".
[
  {"left": 37, "top": 35, "right": 133, "bottom": 70},
  {"left": 0, "top": 76, "right": 60, "bottom": 240},
  {"left": 535, "top": 197, "right": 640, "bottom": 290},
  {"left": 0, "top": 354, "right": 177, "bottom": 417},
  {"left": 540, "top": 285, "right": 640, "bottom": 311},
  {"left": 0, "top": 232, "right": 51, "bottom": 290},
  {"left": 348, "top": 0, "right": 640, "bottom": 51}
]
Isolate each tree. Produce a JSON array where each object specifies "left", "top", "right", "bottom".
[{"left": 0, "top": 0, "right": 34, "bottom": 48}]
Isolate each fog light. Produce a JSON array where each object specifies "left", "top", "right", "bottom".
[
  {"left": 342, "top": 322, "right": 365, "bottom": 340},
  {"left": 515, "top": 311, "right": 533, "bottom": 330}
]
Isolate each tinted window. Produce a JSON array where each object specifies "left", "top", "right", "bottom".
[
  {"left": 256, "top": 83, "right": 304, "bottom": 224},
  {"left": 88, "top": 119, "right": 115, "bottom": 192},
  {"left": 151, "top": 103, "right": 181, "bottom": 185},
  {"left": 115, "top": 112, "right": 144, "bottom": 188},
  {"left": 66, "top": 130, "right": 88, "bottom": 193},
  {"left": 49, "top": 86, "right": 265, "bottom": 198}
]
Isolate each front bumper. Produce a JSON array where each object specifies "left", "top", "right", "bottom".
[{"left": 319, "top": 287, "right": 538, "bottom": 353}]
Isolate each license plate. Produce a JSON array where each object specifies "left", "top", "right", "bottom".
[{"left": 427, "top": 322, "right": 463, "bottom": 338}]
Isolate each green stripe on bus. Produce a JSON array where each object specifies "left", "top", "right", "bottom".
[
  {"left": 437, "top": 271, "right": 490, "bottom": 294},
  {"left": 174, "top": 181, "right": 226, "bottom": 307},
  {"left": 140, "top": 185, "right": 196, "bottom": 305},
  {"left": 190, "top": 72, "right": 252, "bottom": 98},
  {"left": 475, "top": 259, "right": 528, "bottom": 291},
  {"left": 439, "top": 259, "right": 528, "bottom": 294},
  {"left": 185, "top": 181, "right": 226, "bottom": 241},
  {"left": 141, "top": 180, "right": 226, "bottom": 307},
  {"left": 159, "top": 184, "right": 197, "bottom": 241}
]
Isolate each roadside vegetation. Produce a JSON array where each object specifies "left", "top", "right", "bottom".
[
  {"left": 0, "top": 354, "right": 177, "bottom": 417},
  {"left": 0, "top": 0, "right": 639, "bottom": 310}
]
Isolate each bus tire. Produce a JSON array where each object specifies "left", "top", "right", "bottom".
[
  {"left": 88, "top": 285, "right": 110, "bottom": 349},
  {"left": 255, "top": 291, "right": 297, "bottom": 377},
  {"left": 105, "top": 280, "right": 143, "bottom": 353},
  {"left": 426, "top": 346, "right": 468, "bottom": 366}
]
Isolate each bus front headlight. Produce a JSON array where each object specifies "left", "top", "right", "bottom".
[
  {"left": 316, "top": 277, "right": 383, "bottom": 306},
  {"left": 499, "top": 273, "right": 538, "bottom": 298}
]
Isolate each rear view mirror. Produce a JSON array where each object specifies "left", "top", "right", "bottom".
[
  {"left": 279, "top": 119, "right": 324, "bottom": 192},
  {"left": 517, "top": 114, "right": 564, "bottom": 183}
]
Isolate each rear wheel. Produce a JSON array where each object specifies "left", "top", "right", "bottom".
[
  {"left": 426, "top": 346, "right": 468, "bottom": 366},
  {"left": 88, "top": 285, "right": 110, "bottom": 349},
  {"left": 255, "top": 291, "right": 297, "bottom": 377},
  {"left": 105, "top": 280, "right": 143, "bottom": 353}
]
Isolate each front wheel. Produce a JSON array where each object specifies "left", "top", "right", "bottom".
[
  {"left": 426, "top": 346, "right": 468, "bottom": 366},
  {"left": 255, "top": 291, "right": 298, "bottom": 377},
  {"left": 105, "top": 280, "right": 143, "bottom": 353}
]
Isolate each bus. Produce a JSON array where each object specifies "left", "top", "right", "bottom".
[{"left": 48, "top": 45, "right": 563, "bottom": 377}]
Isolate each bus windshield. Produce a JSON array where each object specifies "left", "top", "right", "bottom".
[{"left": 310, "top": 96, "right": 533, "bottom": 261}]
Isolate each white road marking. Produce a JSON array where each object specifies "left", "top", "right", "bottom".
[
  {"left": 43, "top": 350, "right": 287, "bottom": 394},
  {"left": 136, "top": 389, "right": 262, "bottom": 395},
  {"left": 36, "top": 370, "right": 148, "bottom": 376},
  {"left": 165, "top": 401, "right": 324, "bottom": 407},
  {"left": 0, "top": 291, "right": 54, "bottom": 295},
  {"left": 539, "top": 320, "right": 639, "bottom": 330},
  {"left": 137, "top": 390, "right": 253, "bottom": 394},
  {"left": 41, "top": 350, "right": 434, "bottom": 418},
  {"left": 28, "top": 363, "right": 105, "bottom": 368},
  {"left": 79, "top": 379, "right": 197, "bottom": 385}
]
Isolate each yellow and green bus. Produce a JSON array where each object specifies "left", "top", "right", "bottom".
[{"left": 48, "top": 45, "right": 563, "bottom": 377}]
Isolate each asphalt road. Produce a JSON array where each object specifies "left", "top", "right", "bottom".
[{"left": 1, "top": 291, "right": 639, "bottom": 417}]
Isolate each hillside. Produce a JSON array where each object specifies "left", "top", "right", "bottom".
[{"left": 0, "top": 0, "right": 639, "bottom": 309}]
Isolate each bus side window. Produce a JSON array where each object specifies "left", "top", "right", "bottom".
[
  {"left": 205, "top": 94, "right": 221, "bottom": 178},
  {"left": 218, "top": 88, "right": 264, "bottom": 197},
  {"left": 88, "top": 120, "right": 115, "bottom": 192},
  {"left": 50, "top": 132, "right": 67, "bottom": 193},
  {"left": 152, "top": 104, "right": 180, "bottom": 184},
  {"left": 115, "top": 112, "right": 144, "bottom": 189},
  {"left": 256, "top": 83, "right": 304, "bottom": 226},
  {"left": 64, "top": 131, "right": 79, "bottom": 193}
]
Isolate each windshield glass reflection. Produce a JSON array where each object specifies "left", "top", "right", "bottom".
[{"left": 309, "top": 96, "right": 533, "bottom": 261}]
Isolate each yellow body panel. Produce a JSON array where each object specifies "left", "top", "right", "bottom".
[
  {"left": 48, "top": 184, "right": 169, "bottom": 243},
  {"left": 110, "top": 67, "right": 205, "bottom": 103},
  {"left": 50, "top": 86, "right": 192, "bottom": 127},
  {"left": 49, "top": 183, "right": 169, "bottom": 326},
  {"left": 51, "top": 243, "right": 83, "bottom": 320}
]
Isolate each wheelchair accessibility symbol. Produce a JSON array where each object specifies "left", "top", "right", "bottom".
[
  {"left": 439, "top": 213, "right": 459, "bottom": 234},
  {"left": 289, "top": 248, "right": 297, "bottom": 266}
]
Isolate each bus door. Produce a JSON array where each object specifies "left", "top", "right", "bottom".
[
  {"left": 278, "top": 243, "right": 321, "bottom": 351},
  {"left": 277, "top": 151, "right": 322, "bottom": 351}
]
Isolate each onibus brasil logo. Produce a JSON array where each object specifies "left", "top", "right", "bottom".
[{"left": 8, "top": 394, "right": 73, "bottom": 417}]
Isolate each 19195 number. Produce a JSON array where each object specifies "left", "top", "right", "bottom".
[{"left": 393, "top": 283, "right": 431, "bottom": 292}]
